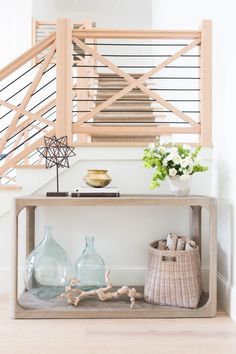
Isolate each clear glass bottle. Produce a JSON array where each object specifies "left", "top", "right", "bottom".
[
  {"left": 24, "top": 226, "right": 72, "bottom": 300},
  {"left": 75, "top": 236, "right": 105, "bottom": 291}
]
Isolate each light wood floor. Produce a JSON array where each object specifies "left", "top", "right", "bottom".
[{"left": 1, "top": 294, "right": 236, "bottom": 354}]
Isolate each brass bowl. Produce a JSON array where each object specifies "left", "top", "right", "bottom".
[{"left": 83, "top": 169, "right": 112, "bottom": 188}]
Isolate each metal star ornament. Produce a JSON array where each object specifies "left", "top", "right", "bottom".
[{"left": 37, "top": 136, "right": 76, "bottom": 197}]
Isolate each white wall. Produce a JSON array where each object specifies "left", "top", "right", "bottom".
[
  {"left": 152, "top": 0, "right": 236, "bottom": 320},
  {"left": 32, "top": 0, "right": 152, "bottom": 28},
  {"left": 0, "top": 0, "right": 31, "bottom": 67}
]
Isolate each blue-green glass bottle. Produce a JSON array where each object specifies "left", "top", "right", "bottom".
[
  {"left": 75, "top": 236, "right": 105, "bottom": 291},
  {"left": 24, "top": 226, "right": 72, "bottom": 300}
]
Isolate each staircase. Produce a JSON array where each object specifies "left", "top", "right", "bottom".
[{"left": 91, "top": 73, "right": 165, "bottom": 142}]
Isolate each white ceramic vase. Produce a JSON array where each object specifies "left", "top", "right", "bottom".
[{"left": 168, "top": 175, "right": 191, "bottom": 196}]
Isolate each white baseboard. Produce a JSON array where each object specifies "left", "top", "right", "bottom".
[
  {"left": 231, "top": 287, "right": 236, "bottom": 322},
  {"left": 217, "top": 272, "right": 236, "bottom": 321},
  {"left": 0, "top": 268, "right": 11, "bottom": 294}
]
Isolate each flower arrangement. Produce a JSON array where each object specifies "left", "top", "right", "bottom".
[{"left": 143, "top": 140, "right": 208, "bottom": 189}]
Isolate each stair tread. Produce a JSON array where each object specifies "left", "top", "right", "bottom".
[
  {"left": 92, "top": 119, "right": 157, "bottom": 123},
  {"left": 97, "top": 82, "right": 152, "bottom": 87},
  {"left": 98, "top": 73, "right": 143, "bottom": 77},
  {"left": 101, "top": 102, "right": 156, "bottom": 106},
  {"left": 96, "top": 93, "right": 151, "bottom": 98},
  {"left": 98, "top": 107, "right": 157, "bottom": 111},
  {"left": 93, "top": 113, "right": 156, "bottom": 119}
]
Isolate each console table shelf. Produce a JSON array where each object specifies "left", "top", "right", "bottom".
[{"left": 12, "top": 195, "right": 217, "bottom": 319}]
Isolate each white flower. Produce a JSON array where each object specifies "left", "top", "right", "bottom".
[
  {"left": 183, "top": 144, "right": 191, "bottom": 150},
  {"left": 167, "top": 153, "right": 174, "bottom": 161},
  {"left": 148, "top": 143, "right": 155, "bottom": 149},
  {"left": 180, "top": 159, "right": 189, "bottom": 168},
  {"left": 172, "top": 154, "right": 181, "bottom": 165},
  {"left": 187, "top": 165, "right": 193, "bottom": 174},
  {"left": 163, "top": 158, "right": 168, "bottom": 166},
  {"left": 180, "top": 157, "right": 193, "bottom": 168},
  {"left": 169, "top": 168, "right": 177, "bottom": 176},
  {"left": 159, "top": 137, "right": 172, "bottom": 145},
  {"left": 170, "top": 147, "right": 178, "bottom": 154},
  {"left": 158, "top": 146, "right": 166, "bottom": 155}
]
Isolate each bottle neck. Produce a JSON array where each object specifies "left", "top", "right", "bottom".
[
  {"left": 44, "top": 225, "right": 53, "bottom": 241},
  {"left": 85, "top": 236, "right": 95, "bottom": 253}
]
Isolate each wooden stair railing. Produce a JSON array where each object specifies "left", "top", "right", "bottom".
[
  {"left": 0, "top": 19, "right": 212, "bottom": 187},
  {"left": 0, "top": 33, "right": 57, "bottom": 185},
  {"left": 0, "top": 19, "right": 93, "bottom": 186},
  {"left": 71, "top": 21, "right": 212, "bottom": 146}
]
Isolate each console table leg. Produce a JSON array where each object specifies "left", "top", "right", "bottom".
[
  {"left": 26, "top": 206, "right": 36, "bottom": 257},
  {"left": 191, "top": 206, "right": 202, "bottom": 256}
]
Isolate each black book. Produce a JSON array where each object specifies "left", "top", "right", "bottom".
[{"left": 71, "top": 187, "right": 120, "bottom": 198}]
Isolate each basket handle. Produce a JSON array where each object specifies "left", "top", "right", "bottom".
[{"left": 161, "top": 255, "right": 177, "bottom": 262}]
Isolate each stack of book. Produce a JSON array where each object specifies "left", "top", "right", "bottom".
[{"left": 71, "top": 187, "right": 120, "bottom": 197}]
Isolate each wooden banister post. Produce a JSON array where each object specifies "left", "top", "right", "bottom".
[
  {"left": 56, "top": 19, "right": 73, "bottom": 143},
  {"left": 200, "top": 19, "right": 212, "bottom": 146}
]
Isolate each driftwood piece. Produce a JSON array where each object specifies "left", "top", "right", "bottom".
[{"left": 61, "top": 271, "right": 143, "bottom": 309}]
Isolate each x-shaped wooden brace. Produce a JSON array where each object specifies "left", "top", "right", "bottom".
[
  {"left": 72, "top": 36, "right": 201, "bottom": 131},
  {"left": 0, "top": 42, "right": 56, "bottom": 154}
]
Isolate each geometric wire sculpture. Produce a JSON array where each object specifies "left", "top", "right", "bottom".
[{"left": 37, "top": 136, "right": 76, "bottom": 196}]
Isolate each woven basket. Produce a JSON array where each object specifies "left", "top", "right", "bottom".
[{"left": 144, "top": 241, "right": 202, "bottom": 308}]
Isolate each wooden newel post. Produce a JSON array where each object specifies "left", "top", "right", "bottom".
[
  {"left": 56, "top": 19, "right": 73, "bottom": 143},
  {"left": 200, "top": 19, "right": 212, "bottom": 147}
]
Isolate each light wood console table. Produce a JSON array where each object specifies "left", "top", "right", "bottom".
[{"left": 12, "top": 195, "right": 217, "bottom": 319}]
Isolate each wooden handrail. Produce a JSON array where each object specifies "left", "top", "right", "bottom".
[
  {"left": 73, "top": 125, "right": 200, "bottom": 136},
  {"left": 72, "top": 29, "right": 201, "bottom": 39},
  {"left": 35, "top": 19, "right": 92, "bottom": 26},
  {"left": 0, "top": 32, "right": 56, "bottom": 80}
]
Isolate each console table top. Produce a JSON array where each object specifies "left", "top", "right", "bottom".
[{"left": 15, "top": 194, "right": 215, "bottom": 210}]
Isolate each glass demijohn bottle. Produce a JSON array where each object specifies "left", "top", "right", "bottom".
[
  {"left": 24, "top": 226, "right": 72, "bottom": 300},
  {"left": 75, "top": 236, "right": 105, "bottom": 291}
]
